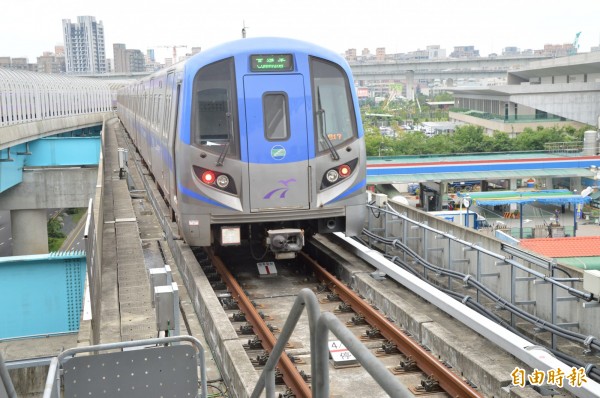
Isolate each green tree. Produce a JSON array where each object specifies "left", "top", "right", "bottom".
[
  {"left": 395, "top": 131, "right": 428, "bottom": 155},
  {"left": 47, "top": 218, "right": 65, "bottom": 239},
  {"left": 426, "top": 134, "right": 453, "bottom": 154},
  {"left": 488, "top": 131, "right": 515, "bottom": 152},
  {"left": 433, "top": 92, "right": 454, "bottom": 102},
  {"left": 449, "top": 125, "right": 488, "bottom": 153}
]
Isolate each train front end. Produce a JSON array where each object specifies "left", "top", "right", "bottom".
[{"left": 176, "top": 38, "right": 366, "bottom": 257}]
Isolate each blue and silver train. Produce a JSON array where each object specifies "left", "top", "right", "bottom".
[{"left": 117, "top": 37, "right": 366, "bottom": 258}]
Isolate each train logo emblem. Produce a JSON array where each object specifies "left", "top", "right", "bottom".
[
  {"left": 271, "top": 145, "right": 286, "bottom": 160},
  {"left": 264, "top": 179, "right": 296, "bottom": 199}
]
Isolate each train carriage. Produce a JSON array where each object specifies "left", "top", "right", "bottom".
[{"left": 117, "top": 37, "right": 366, "bottom": 258}]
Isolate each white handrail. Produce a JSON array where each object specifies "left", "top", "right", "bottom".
[{"left": 0, "top": 69, "right": 112, "bottom": 128}]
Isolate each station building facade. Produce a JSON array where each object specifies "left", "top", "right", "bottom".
[{"left": 448, "top": 52, "right": 600, "bottom": 136}]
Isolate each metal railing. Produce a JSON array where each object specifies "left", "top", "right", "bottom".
[
  {"left": 369, "top": 203, "right": 597, "bottom": 333},
  {"left": 362, "top": 202, "right": 600, "bottom": 385},
  {"left": 43, "top": 335, "right": 208, "bottom": 398},
  {"left": 0, "top": 352, "right": 17, "bottom": 398},
  {"left": 0, "top": 69, "right": 112, "bottom": 128},
  {"left": 544, "top": 141, "right": 584, "bottom": 152},
  {"left": 340, "top": 225, "right": 600, "bottom": 398},
  {"left": 251, "top": 288, "right": 412, "bottom": 398}
]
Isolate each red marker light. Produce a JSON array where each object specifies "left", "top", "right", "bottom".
[
  {"left": 339, "top": 164, "right": 351, "bottom": 177},
  {"left": 201, "top": 170, "right": 216, "bottom": 184}
]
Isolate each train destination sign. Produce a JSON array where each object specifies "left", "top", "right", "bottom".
[{"left": 250, "top": 54, "right": 294, "bottom": 72}]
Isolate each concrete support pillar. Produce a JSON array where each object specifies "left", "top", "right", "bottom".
[
  {"left": 406, "top": 70, "right": 415, "bottom": 101},
  {"left": 509, "top": 179, "right": 518, "bottom": 212},
  {"left": 543, "top": 177, "right": 553, "bottom": 190},
  {"left": 439, "top": 181, "right": 448, "bottom": 210},
  {"left": 11, "top": 209, "right": 48, "bottom": 255},
  {"left": 570, "top": 177, "right": 583, "bottom": 194}
]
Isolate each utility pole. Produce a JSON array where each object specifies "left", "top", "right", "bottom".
[{"left": 242, "top": 21, "right": 249, "bottom": 38}]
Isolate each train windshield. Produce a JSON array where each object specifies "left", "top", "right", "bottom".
[
  {"left": 310, "top": 57, "right": 358, "bottom": 154},
  {"left": 191, "top": 58, "right": 239, "bottom": 159}
]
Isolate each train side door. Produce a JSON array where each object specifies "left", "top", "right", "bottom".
[{"left": 243, "top": 75, "right": 310, "bottom": 212}]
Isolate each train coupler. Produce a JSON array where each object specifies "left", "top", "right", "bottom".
[{"left": 266, "top": 228, "right": 304, "bottom": 259}]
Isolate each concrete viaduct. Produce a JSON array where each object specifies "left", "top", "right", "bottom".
[{"left": 0, "top": 69, "right": 113, "bottom": 254}]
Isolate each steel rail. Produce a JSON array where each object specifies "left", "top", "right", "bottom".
[
  {"left": 207, "top": 249, "right": 312, "bottom": 398},
  {"left": 299, "top": 250, "right": 483, "bottom": 398}
]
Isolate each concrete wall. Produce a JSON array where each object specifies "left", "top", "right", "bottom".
[
  {"left": 0, "top": 167, "right": 97, "bottom": 210},
  {"left": 371, "top": 200, "right": 600, "bottom": 339},
  {"left": 0, "top": 112, "right": 112, "bottom": 151}
]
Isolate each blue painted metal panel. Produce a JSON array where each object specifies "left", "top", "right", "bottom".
[
  {"left": 0, "top": 145, "right": 26, "bottom": 192},
  {"left": 243, "top": 74, "right": 309, "bottom": 164},
  {"left": 25, "top": 137, "right": 101, "bottom": 167},
  {"left": 0, "top": 252, "right": 86, "bottom": 340},
  {"left": 180, "top": 37, "right": 362, "bottom": 147},
  {"left": 0, "top": 136, "right": 101, "bottom": 194}
]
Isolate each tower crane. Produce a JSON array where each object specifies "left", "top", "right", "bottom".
[
  {"left": 157, "top": 45, "right": 187, "bottom": 62},
  {"left": 569, "top": 32, "right": 581, "bottom": 56}
]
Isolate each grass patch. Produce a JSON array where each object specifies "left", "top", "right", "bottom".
[{"left": 49, "top": 237, "right": 66, "bottom": 252}]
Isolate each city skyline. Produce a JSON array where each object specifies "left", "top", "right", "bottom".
[{"left": 2, "top": 0, "right": 600, "bottom": 63}]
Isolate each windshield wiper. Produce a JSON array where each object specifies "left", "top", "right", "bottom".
[
  {"left": 316, "top": 88, "right": 340, "bottom": 160},
  {"left": 216, "top": 112, "right": 233, "bottom": 166}
]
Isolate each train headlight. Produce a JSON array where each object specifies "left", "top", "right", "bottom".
[
  {"left": 201, "top": 170, "right": 216, "bottom": 185},
  {"left": 193, "top": 166, "right": 238, "bottom": 194},
  {"left": 326, "top": 169, "right": 339, "bottom": 183},
  {"left": 320, "top": 158, "right": 359, "bottom": 190},
  {"left": 216, "top": 174, "right": 230, "bottom": 188},
  {"left": 339, "top": 164, "right": 351, "bottom": 177}
]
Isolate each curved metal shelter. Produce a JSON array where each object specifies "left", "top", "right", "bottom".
[
  {"left": 0, "top": 69, "right": 112, "bottom": 128},
  {"left": 458, "top": 189, "right": 592, "bottom": 206}
]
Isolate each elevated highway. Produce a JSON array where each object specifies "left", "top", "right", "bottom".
[{"left": 349, "top": 54, "right": 551, "bottom": 82}]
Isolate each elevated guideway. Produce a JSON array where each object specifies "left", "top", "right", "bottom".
[
  {"left": 3, "top": 64, "right": 600, "bottom": 398},
  {"left": 0, "top": 69, "right": 112, "bottom": 148},
  {"left": 0, "top": 69, "right": 113, "bottom": 254},
  {"left": 349, "top": 54, "right": 551, "bottom": 82}
]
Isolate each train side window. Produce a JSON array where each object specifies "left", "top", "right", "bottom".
[
  {"left": 191, "top": 57, "right": 239, "bottom": 158},
  {"left": 263, "top": 92, "right": 289, "bottom": 141},
  {"left": 310, "top": 57, "right": 358, "bottom": 153}
]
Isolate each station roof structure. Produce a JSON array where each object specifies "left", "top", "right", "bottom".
[
  {"left": 366, "top": 151, "right": 598, "bottom": 185},
  {"left": 520, "top": 236, "right": 600, "bottom": 270},
  {"left": 456, "top": 189, "right": 592, "bottom": 206}
]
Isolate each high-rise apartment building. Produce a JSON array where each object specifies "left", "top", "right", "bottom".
[
  {"left": 113, "top": 43, "right": 146, "bottom": 73},
  {"left": 62, "top": 16, "right": 106, "bottom": 74},
  {"left": 37, "top": 52, "right": 66, "bottom": 73},
  {"left": 113, "top": 43, "right": 127, "bottom": 73}
]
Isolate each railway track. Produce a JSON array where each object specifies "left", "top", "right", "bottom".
[
  {"left": 197, "top": 237, "right": 483, "bottom": 397},
  {"left": 115, "top": 118, "right": 597, "bottom": 398}
]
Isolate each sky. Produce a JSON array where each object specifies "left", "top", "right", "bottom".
[{"left": 3, "top": 0, "right": 600, "bottom": 64}]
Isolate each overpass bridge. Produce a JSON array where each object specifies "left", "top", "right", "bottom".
[{"left": 348, "top": 54, "right": 551, "bottom": 83}]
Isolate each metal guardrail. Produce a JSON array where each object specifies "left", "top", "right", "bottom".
[
  {"left": 0, "top": 352, "right": 17, "bottom": 398},
  {"left": 250, "top": 288, "right": 413, "bottom": 398},
  {"left": 0, "top": 69, "right": 112, "bottom": 128},
  {"left": 43, "top": 335, "right": 208, "bottom": 398},
  {"left": 358, "top": 204, "right": 600, "bottom": 397}
]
